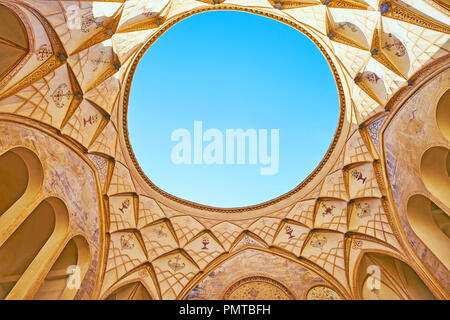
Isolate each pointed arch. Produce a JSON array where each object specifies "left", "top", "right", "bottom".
[
  {"left": 355, "top": 252, "right": 436, "bottom": 300},
  {"left": 0, "top": 147, "right": 43, "bottom": 218},
  {"left": 1, "top": 197, "right": 70, "bottom": 300}
]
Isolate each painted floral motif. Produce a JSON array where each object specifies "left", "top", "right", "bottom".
[
  {"left": 321, "top": 203, "right": 336, "bottom": 217},
  {"left": 365, "top": 72, "right": 381, "bottom": 84},
  {"left": 352, "top": 239, "right": 363, "bottom": 250},
  {"left": 368, "top": 117, "right": 386, "bottom": 152},
  {"left": 83, "top": 114, "right": 99, "bottom": 127},
  {"left": 155, "top": 224, "right": 168, "bottom": 238},
  {"left": 91, "top": 50, "right": 111, "bottom": 72},
  {"left": 310, "top": 234, "right": 327, "bottom": 249},
  {"left": 247, "top": 287, "right": 259, "bottom": 298},
  {"left": 380, "top": 2, "right": 390, "bottom": 14},
  {"left": 285, "top": 225, "right": 295, "bottom": 239},
  {"left": 223, "top": 276, "right": 296, "bottom": 300},
  {"left": 337, "top": 22, "right": 358, "bottom": 32},
  {"left": 118, "top": 199, "right": 130, "bottom": 214},
  {"left": 140, "top": 5, "right": 159, "bottom": 17},
  {"left": 407, "top": 108, "right": 425, "bottom": 136}
]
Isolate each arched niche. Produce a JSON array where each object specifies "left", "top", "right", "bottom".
[
  {"left": 105, "top": 282, "right": 153, "bottom": 300},
  {"left": 356, "top": 252, "right": 436, "bottom": 300},
  {"left": 305, "top": 285, "right": 343, "bottom": 300},
  {"left": 0, "top": 197, "right": 69, "bottom": 299},
  {"left": 0, "top": 147, "right": 43, "bottom": 217},
  {"left": 33, "top": 235, "right": 91, "bottom": 300},
  {"left": 407, "top": 195, "right": 450, "bottom": 269},
  {"left": 420, "top": 146, "right": 450, "bottom": 209},
  {"left": 436, "top": 88, "right": 450, "bottom": 141},
  {"left": 222, "top": 276, "right": 296, "bottom": 300},
  {"left": 0, "top": 4, "right": 29, "bottom": 80},
  {"left": 361, "top": 275, "right": 401, "bottom": 300},
  {"left": 432, "top": 0, "right": 450, "bottom": 11},
  {"left": 0, "top": 150, "right": 28, "bottom": 215}
]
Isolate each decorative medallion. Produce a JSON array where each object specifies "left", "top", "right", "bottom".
[
  {"left": 51, "top": 83, "right": 72, "bottom": 108},
  {"left": 35, "top": 44, "right": 52, "bottom": 61},
  {"left": 120, "top": 234, "right": 135, "bottom": 250}
]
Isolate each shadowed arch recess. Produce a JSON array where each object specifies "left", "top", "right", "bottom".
[
  {"left": 123, "top": 6, "right": 345, "bottom": 212},
  {"left": 356, "top": 252, "right": 436, "bottom": 300}
]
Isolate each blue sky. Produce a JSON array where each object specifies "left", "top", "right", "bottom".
[{"left": 128, "top": 11, "right": 339, "bottom": 208}]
